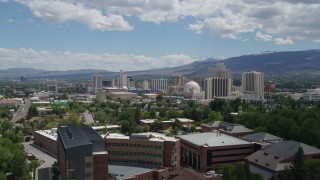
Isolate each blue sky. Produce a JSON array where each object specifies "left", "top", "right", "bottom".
[{"left": 0, "top": 0, "right": 319, "bottom": 71}]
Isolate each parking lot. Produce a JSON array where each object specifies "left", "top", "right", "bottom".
[{"left": 23, "top": 141, "right": 56, "bottom": 180}]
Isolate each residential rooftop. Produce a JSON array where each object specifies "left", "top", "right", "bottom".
[{"left": 243, "top": 132, "right": 282, "bottom": 143}]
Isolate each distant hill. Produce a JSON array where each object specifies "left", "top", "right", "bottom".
[
  {"left": 128, "top": 49, "right": 320, "bottom": 76},
  {"left": 0, "top": 68, "right": 117, "bottom": 80},
  {"left": 1, "top": 50, "right": 320, "bottom": 79},
  {"left": 223, "top": 49, "right": 320, "bottom": 74}
]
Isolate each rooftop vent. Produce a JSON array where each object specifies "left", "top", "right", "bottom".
[
  {"left": 275, "top": 155, "right": 279, "bottom": 159},
  {"left": 266, "top": 163, "right": 269, "bottom": 167},
  {"left": 67, "top": 127, "right": 73, "bottom": 139},
  {"left": 264, "top": 151, "right": 269, "bottom": 155}
]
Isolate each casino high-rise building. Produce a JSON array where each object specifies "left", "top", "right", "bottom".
[
  {"left": 242, "top": 71, "right": 264, "bottom": 99},
  {"left": 91, "top": 75, "right": 102, "bottom": 95}
]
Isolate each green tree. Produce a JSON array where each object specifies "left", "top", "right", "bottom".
[
  {"left": 244, "top": 161, "right": 251, "bottom": 180},
  {"left": 222, "top": 165, "right": 233, "bottom": 180},
  {"left": 201, "top": 106, "right": 211, "bottom": 120},
  {"left": 249, "top": 173, "right": 263, "bottom": 180},
  {"left": 292, "top": 147, "right": 305, "bottom": 180},
  {"left": 150, "top": 120, "right": 164, "bottom": 132},
  {"left": 27, "top": 104, "right": 37, "bottom": 119},
  {"left": 209, "top": 98, "right": 225, "bottom": 112},
  {"left": 304, "top": 159, "right": 320, "bottom": 179},
  {"left": 134, "top": 106, "right": 142, "bottom": 124},
  {"left": 159, "top": 109, "right": 167, "bottom": 118},
  {"left": 191, "top": 108, "right": 202, "bottom": 122},
  {"left": 156, "top": 95, "right": 163, "bottom": 102},
  {"left": 234, "top": 163, "right": 246, "bottom": 180},
  {"left": 208, "top": 111, "right": 223, "bottom": 122},
  {"left": 167, "top": 109, "right": 181, "bottom": 119}
]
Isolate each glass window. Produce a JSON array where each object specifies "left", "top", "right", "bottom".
[{"left": 85, "top": 162, "right": 92, "bottom": 168}]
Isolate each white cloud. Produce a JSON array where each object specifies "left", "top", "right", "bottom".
[
  {"left": 0, "top": 48, "right": 195, "bottom": 71},
  {"left": 188, "top": 23, "right": 204, "bottom": 34},
  {"left": 274, "top": 37, "right": 294, "bottom": 45},
  {"left": 16, "top": 0, "right": 320, "bottom": 42},
  {"left": 19, "top": 0, "right": 133, "bottom": 31},
  {"left": 7, "top": 19, "right": 15, "bottom": 23},
  {"left": 256, "top": 31, "right": 273, "bottom": 41},
  {"left": 0, "top": 0, "right": 8, "bottom": 3}
]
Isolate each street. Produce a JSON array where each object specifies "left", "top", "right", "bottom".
[
  {"left": 12, "top": 99, "right": 30, "bottom": 123},
  {"left": 23, "top": 141, "right": 56, "bottom": 180}
]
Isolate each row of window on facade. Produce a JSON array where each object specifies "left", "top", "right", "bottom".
[
  {"left": 107, "top": 143, "right": 162, "bottom": 149},
  {"left": 109, "top": 151, "right": 162, "bottom": 157},
  {"left": 109, "top": 158, "right": 162, "bottom": 166}
]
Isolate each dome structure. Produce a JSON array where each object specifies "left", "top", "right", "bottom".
[{"left": 184, "top": 81, "right": 201, "bottom": 98}]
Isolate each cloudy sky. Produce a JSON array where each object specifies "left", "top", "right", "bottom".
[{"left": 0, "top": 0, "right": 319, "bottom": 71}]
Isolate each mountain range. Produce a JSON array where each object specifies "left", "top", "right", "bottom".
[{"left": 1, "top": 49, "right": 320, "bottom": 80}]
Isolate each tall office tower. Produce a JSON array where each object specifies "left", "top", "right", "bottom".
[
  {"left": 206, "top": 63, "right": 232, "bottom": 78},
  {"left": 142, "top": 80, "right": 149, "bottom": 91},
  {"left": 205, "top": 77, "right": 232, "bottom": 99},
  {"left": 57, "top": 124, "right": 108, "bottom": 180},
  {"left": 47, "top": 80, "right": 58, "bottom": 94},
  {"left": 242, "top": 71, "right": 264, "bottom": 99},
  {"left": 119, "top": 70, "right": 127, "bottom": 88},
  {"left": 168, "top": 75, "right": 187, "bottom": 94},
  {"left": 102, "top": 79, "right": 112, "bottom": 87},
  {"left": 91, "top": 75, "right": 102, "bottom": 95},
  {"left": 151, "top": 79, "right": 168, "bottom": 92}
]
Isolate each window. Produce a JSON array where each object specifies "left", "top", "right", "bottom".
[
  {"left": 85, "top": 162, "right": 92, "bottom": 168},
  {"left": 67, "top": 161, "right": 74, "bottom": 169},
  {"left": 67, "top": 170, "right": 75, "bottom": 180},
  {"left": 85, "top": 173, "right": 91, "bottom": 178}
]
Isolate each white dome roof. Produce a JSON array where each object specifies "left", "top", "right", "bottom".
[{"left": 184, "top": 81, "right": 201, "bottom": 97}]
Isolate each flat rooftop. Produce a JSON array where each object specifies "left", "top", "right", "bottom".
[
  {"left": 140, "top": 118, "right": 194, "bottom": 124},
  {"left": 178, "top": 132, "right": 252, "bottom": 147},
  {"left": 106, "top": 132, "right": 178, "bottom": 142},
  {"left": 34, "top": 129, "right": 57, "bottom": 141},
  {"left": 109, "top": 92, "right": 137, "bottom": 95},
  {"left": 108, "top": 162, "right": 158, "bottom": 180}
]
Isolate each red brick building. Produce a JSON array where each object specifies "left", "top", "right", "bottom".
[
  {"left": 177, "top": 132, "right": 254, "bottom": 172},
  {"left": 106, "top": 132, "right": 180, "bottom": 170},
  {"left": 33, "top": 129, "right": 58, "bottom": 155}
]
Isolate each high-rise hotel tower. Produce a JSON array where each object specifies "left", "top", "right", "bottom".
[
  {"left": 242, "top": 71, "right": 264, "bottom": 99},
  {"left": 205, "top": 63, "right": 232, "bottom": 99}
]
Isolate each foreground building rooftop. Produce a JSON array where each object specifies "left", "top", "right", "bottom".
[
  {"left": 58, "top": 124, "right": 104, "bottom": 150},
  {"left": 247, "top": 140, "right": 320, "bottom": 179},
  {"left": 177, "top": 132, "right": 251, "bottom": 147}
]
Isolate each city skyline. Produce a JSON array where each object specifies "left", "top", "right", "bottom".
[{"left": 1, "top": 0, "right": 320, "bottom": 71}]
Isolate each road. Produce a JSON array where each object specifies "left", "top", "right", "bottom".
[
  {"left": 23, "top": 141, "right": 56, "bottom": 180},
  {"left": 12, "top": 99, "right": 30, "bottom": 123}
]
